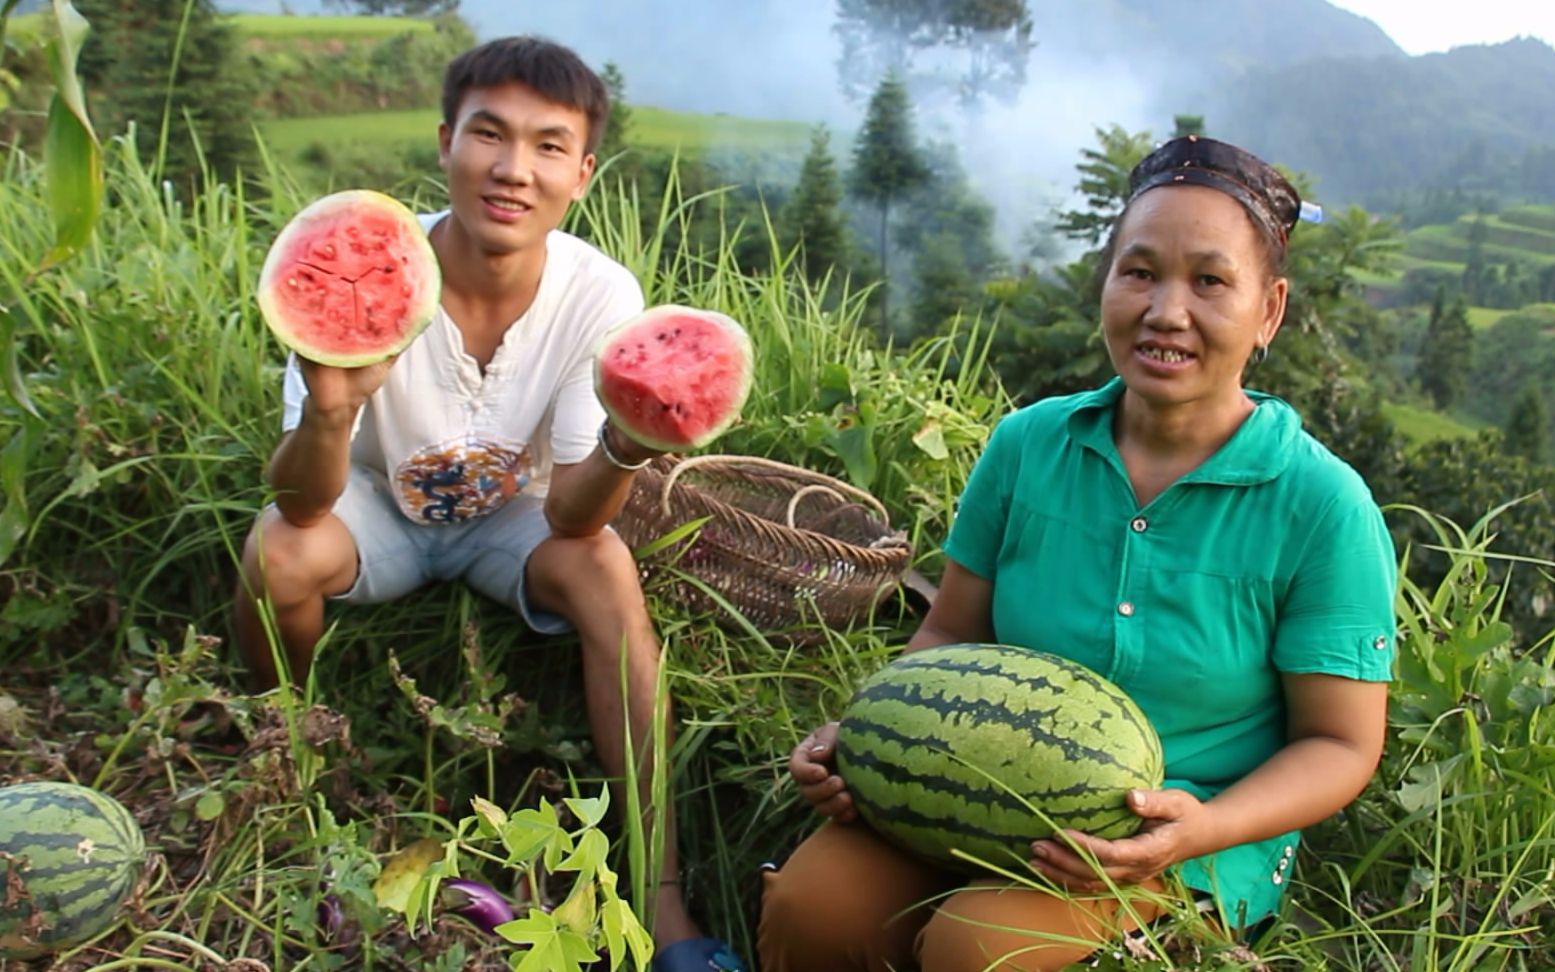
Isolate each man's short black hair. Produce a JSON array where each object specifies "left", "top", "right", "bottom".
[{"left": 441, "top": 36, "right": 609, "bottom": 156}]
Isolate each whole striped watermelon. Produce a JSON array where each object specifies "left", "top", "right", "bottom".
[
  {"left": 0, "top": 781, "right": 146, "bottom": 959},
  {"left": 835, "top": 644, "right": 1164, "bottom": 873}
]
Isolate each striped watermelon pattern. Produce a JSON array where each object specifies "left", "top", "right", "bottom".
[
  {"left": 0, "top": 781, "right": 146, "bottom": 959},
  {"left": 835, "top": 644, "right": 1164, "bottom": 873}
]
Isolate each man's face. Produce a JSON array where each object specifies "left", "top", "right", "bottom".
[{"left": 438, "top": 81, "right": 595, "bottom": 256}]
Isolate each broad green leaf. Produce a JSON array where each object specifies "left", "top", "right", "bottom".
[
  {"left": 827, "top": 423, "right": 877, "bottom": 489},
  {"left": 41, "top": 91, "right": 102, "bottom": 268},
  {"left": 512, "top": 938, "right": 566, "bottom": 972},
  {"left": 817, "top": 362, "right": 854, "bottom": 411},
  {"left": 47, "top": 0, "right": 92, "bottom": 131},
  {"left": 551, "top": 880, "right": 597, "bottom": 936},
  {"left": 498, "top": 911, "right": 588, "bottom": 972},
  {"left": 1, "top": 307, "right": 36, "bottom": 417},
  {"left": 0, "top": 426, "right": 30, "bottom": 567},
  {"left": 557, "top": 928, "right": 599, "bottom": 967},
  {"left": 1450, "top": 621, "right": 1512, "bottom": 670},
  {"left": 911, "top": 419, "right": 948, "bottom": 460},
  {"left": 373, "top": 837, "right": 444, "bottom": 912},
  {"left": 39, "top": 0, "right": 101, "bottom": 268},
  {"left": 554, "top": 828, "right": 608, "bottom": 882},
  {"left": 601, "top": 896, "right": 627, "bottom": 972},
  {"left": 0, "top": 502, "right": 25, "bottom": 569},
  {"left": 496, "top": 911, "right": 557, "bottom": 945},
  {"left": 501, "top": 804, "right": 566, "bottom": 867},
  {"left": 563, "top": 789, "right": 609, "bottom": 829},
  {"left": 193, "top": 791, "right": 225, "bottom": 821},
  {"left": 606, "top": 895, "right": 649, "bottom": 970}
]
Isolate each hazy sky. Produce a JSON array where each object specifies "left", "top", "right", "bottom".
[{"left": 1329, "top": 1, "right": 1555, "bottom": 54}]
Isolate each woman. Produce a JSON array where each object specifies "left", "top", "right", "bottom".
[{"left": 757, "top": 136, "right": 1397, "bottom": 972}]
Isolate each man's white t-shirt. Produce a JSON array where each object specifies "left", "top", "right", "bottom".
[{"left": 281, "top": 214, "right": 645, "bottom": 525}]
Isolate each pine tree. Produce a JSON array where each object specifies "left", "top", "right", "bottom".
[
  {"left": 595, "top": 62, "right": 632, "bottom": 164},
  {"left": 780, "top": 125, "right": 849, "bottom": 285},
  {"left": 1417, "top": 290, "right": 1474, "bottom": 410},
  {"left": 1504, "top": 384, "right": 1550, "bottom": 464},
  {"left": 848, "top": 73, "right": 929, "bottom": 331},
  {"left": 1054, "top": 124, "right": 1156, "bottom": 245},
  {"left": 76, "top": 0, "right": 254, "bottom": 190},
  {"left": 1172, "top": 113, "right": 1206, "bottom": 138}
]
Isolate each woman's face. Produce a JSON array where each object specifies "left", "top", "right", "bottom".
[{"left": 1099, "top": 184, "right": 1288, "bottom": 412}]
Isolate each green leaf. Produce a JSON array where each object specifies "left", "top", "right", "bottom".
[
  {"left": 40, "top": 91, "right": 102, "bottom": 268},
  {"left": 46, "top": 0, "right": 92, "bottom": 133},
  {"left": 817, "top": 362, "right": 854, "bottom": 411},
  {"left": 1450, "top": 621, "right": 1512, "bottom": 670},
  {"left": 471, "top": 795, "right": 508, "bottom": 837},
  {"left": 501, "top": 804, "right": 565, "bottom": 867},
  {"left": 551, "top": 880, "right": 598, "bottom": 936},
  {"left": 66, "top": 456, "right": 100, "bottom": 497},
  {"left": 39, "top": 1, "right": 101, "bottom": 269},
  {"left": 373, "top": 837, "right": 444, "bottom": 912},
  {"left": 0, "top": 425, "right": 30, "bottom": 568},
  {"left": 827, "top": 423, "right": 877, "bottom": 489},
  {"left": 911, "top": 418, "right": 949, "bottom": 460},
  {"left": 555, "top": 827, "right": 608, "bottom": 881},
  {"left": 601, "top": 897, "right": 627, "bottom": 972},
  {"left": 563, "top": 789, "right": 609, "bottom": 829},
  {"left": 194, "top": 791, "right": 225, "bottom": 821},
  {"left": 1, "top": 307, "right": 37, "bottom": 417}
]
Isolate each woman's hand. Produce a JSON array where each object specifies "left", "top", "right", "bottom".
[
  {"left": 788, "top": 721, "right": 858, "bottom": 823},
  {"left": 1027, "top": 788, "right": 1211, "bottom": 890}
]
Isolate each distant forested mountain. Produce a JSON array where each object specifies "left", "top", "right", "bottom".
[{"left": 1214, "top": 37, "right": 1555, "bottom": 206}]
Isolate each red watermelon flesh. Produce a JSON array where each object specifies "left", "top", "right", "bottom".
[
  {"left": 595, "top": 305, "right": 754, "bottom": 452},
  {"left": 258, "top": 190, "right": 440, "bottom": 368}
]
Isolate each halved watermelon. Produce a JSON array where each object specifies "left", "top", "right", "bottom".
[
  {"left": 594, "top": 305, "right": 754, "bottom": 452},
  {"left": 258, "top": 189, "right": 441, "bottom": 367}
]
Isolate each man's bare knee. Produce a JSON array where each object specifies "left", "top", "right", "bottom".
[
  {"left": 241, "top": 509, "right": 358, "bottom": 604},
  {"left": 530, "top": 531, "right": 644, "bottom": 611}
]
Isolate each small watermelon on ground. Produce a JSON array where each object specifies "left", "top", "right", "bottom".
[
  {"left": 594, "top": 304, "right": 754, "bottom": 452},
  {"left": 835, "top": 643, "right": 1165, "bottom": 873},
  {"left": 0, "top": 781, "right": 146, "bottom": 959}
]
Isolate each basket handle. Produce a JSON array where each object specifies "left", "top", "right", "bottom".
[
  {"left": 657, "top": 454, "right": 893, "bottom": 526},
  {"left": 785, "top": 484, "right": 848, "bottom": 529}
]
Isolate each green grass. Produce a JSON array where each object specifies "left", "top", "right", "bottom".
[
  {"left": 1496, "top": 203, "right": 1555, "bottom": 235},
  {"left": 1381, "top": 401, "right": 1481, "bottom": 445},
  {"left": 227, "top": 13, "right": 433, "bottom": 40},
  {"left": 260, "top": 108, "right": 440, "bottom": 155},
  {"left": 5, "top": 137, "right": 1555, "bottom": 971},
  {"left": 258, "top": 105, "right": 814, "bottom": 161},
  {"left": 5, "top": 10, "right": 45, "bottom": 44},
  {"left": 630, "top": 105, "right": 812, "bottom": 152},
  {"left": 1467, "top": 305, "right": 1514, "bottom": 329}
]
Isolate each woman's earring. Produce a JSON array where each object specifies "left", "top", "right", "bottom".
[{"left": 1251, "top": 343, "right": 1270, "bottom": 367}]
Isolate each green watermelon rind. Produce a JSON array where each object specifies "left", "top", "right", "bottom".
[
  {"left": 834, "top": 643, "right": 1165, "bottom": 874},
  {"left": 257, "top": 189, "right": 441, "bottom": 369},
  {"left": 0, "top": 781, "right": 146, "bottom": 960},
  {"left": 593, "top": 304, "right": 755, "bottom": 453}
]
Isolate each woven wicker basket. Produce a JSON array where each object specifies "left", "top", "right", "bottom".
[{"left": 613, "top": 454, "right": 913, "bottom": 632}]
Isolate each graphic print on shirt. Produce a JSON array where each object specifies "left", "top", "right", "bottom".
[{"left": 393, "top": 436, "right": 533, "bottom": 523}]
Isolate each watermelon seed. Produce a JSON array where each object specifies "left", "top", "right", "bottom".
[{"left": 313, "top": 242, "right": 337, "bottom": 261}]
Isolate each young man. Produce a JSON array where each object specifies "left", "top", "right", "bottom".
[{"left": 234, "top": 36, "right": 745, "bottom": 972}]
